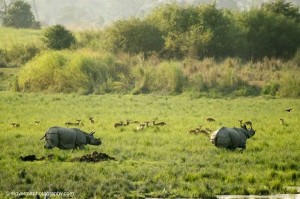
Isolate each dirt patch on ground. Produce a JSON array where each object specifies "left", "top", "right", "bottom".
[
  {"left": 18, "top": 152, "right": 115, "bottom": 163},
  {"left": 72, "top": 151, "right": 116, "bottom": 163},
  {"left": 19, "top": 154, "right": 54, "bottom": 161}
]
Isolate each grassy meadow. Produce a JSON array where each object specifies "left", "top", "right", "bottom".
[
  {"left": 0, "top": 92, "right": 299, "bottom": 198},
  {"left": 0, "top": 27, "right": 42, "bottom": 49}
]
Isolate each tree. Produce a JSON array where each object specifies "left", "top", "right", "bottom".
[
  {"left": 43, "top": 25, "right": 76, "bottom": 50},
  {"left": 2, "top": 0, "right": 39, "bottom": 28},
  {"left": 147, "top": 3, "right": 239, "bottom": 59},
  {"left": 103, "top": 18, "right": 164, "bottom": 55},
  {"left": 262, "top": 0, "right": 300, "bottom": 23},
  {"left": 240, "top": 9, "right": 300, "bottom": 60}
]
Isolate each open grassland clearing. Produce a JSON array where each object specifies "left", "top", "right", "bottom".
[
  {"left": 0, "top": 92, "right": 300, "bottom": 198},
  {"left": 0, "top": 27, "right": 42, "bottom": 49}
]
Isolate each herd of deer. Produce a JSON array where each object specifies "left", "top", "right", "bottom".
[
  {"left": 9, "top": 108, "right": 293, "bottom": 132},
  {"left": 113, "top": 119, "right": 167, "bottom": 131}
]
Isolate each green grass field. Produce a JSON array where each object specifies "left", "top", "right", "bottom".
[
  {"left": 0, "top": 92, "right": 299, "bottom": 198},
  {"left": 0, "top": 27, "right": 42, "bottom": 49}
]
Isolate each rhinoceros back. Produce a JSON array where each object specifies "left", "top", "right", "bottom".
[
  {"left": 212, "top": 127, "right": 247, "bottom": 149},
  {"left": 44, "top": 127, "right": 88, "bottom": 149},
  {"left": 57, "top": 128, "right": 77, "bottom": 149},
  {"left": 211, "top": 127, "right": 231, "bottom": 148}
]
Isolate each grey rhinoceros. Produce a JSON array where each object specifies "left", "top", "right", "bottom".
[
  {"left": 210, "top": 127, "right": 255, "bottom": 149},
  {"left": 40, "top": 127, "right": 101, "bottom": 150}
]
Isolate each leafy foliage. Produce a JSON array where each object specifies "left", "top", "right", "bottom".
[
  {"left": 2, "top": 0, "right": 40, "bottom": 29},
  {"left": 100, "top": 1, "right": 300, "bottom": 60},
  {"left": 43, "top": 25, "right": 76, "bottom": 50},
  {"left": 103, "top": 18, "right": 164, "bottom": 55},
  {"left": 262, "top": 0, "right": 300, "bottom": 23},
  {"left": 239, "top": 9, "right": 300, "bottom": 60}
]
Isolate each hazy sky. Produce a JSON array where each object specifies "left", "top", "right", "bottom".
[{"left": 26, "top": 0, "right": 300, "bottom": 29}]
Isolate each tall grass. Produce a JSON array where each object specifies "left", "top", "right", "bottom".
[
  {"left": 14, "top": 53, "right": 300, "bottom": 97},
  {"left": 17, "top": 50, "right": 126, "bottom": 94},
  {"left": 0, "top": 27, "right": 43, "bottom": 67}
]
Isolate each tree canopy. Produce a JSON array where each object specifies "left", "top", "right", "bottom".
[
  {"left": 2, "top": 0, "right": 40, "bottom": 29},
  {"left": 101, "top": 1, "right": 300, "bottom": 60}
]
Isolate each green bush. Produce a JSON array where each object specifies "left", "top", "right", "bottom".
[
  {"left": 43, "top": 25, "right": 76, "bottom": 50},
  {"left": 239, "top": 9, "right": 300, "bottom": 60},
  {"left": 103, "top": 18, "right": 164, "bottom": 55},
  {"left": 76, "top": 30, "right": 104, "bottom": 50},
  {"left": 262, "top": 82, "right": 280, "bottom": 96}
]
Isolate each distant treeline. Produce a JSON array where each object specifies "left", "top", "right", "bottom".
[{"left": 95, "top": 1, "right": 300, "bottom": 60}]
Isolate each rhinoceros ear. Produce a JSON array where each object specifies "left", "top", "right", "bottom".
[{"left": 90, "top": 131, "right": 95, "bottom": 135}]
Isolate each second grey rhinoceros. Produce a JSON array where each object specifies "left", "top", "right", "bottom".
[
  {"left": 40, "top": 127, "right": 101, "bottom": 150},
  {"left": 210, "top": 127, "right": 255, "bottom": 149}
]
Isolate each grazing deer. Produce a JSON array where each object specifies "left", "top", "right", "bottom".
[
  {"left": 114, "top": 121, "right": 123, "bottom": 128},
  {"left": 206, "top": 118, "right": 215, "bottom": 122},
  {"left": 285, "top": 108, "right": 292, "bottom": 112},
  {"left": 238, "top": 120, "right": 247, "bottom": 129},
  {"left": 244, "top": 121, "right": 252, "bottom": 126},
  {"left": 65, "top": 121, "right": 80, "bottom": 126},
  {"left": 280, "top": 118, "right": 286, "bottom": 126},
  {"left": 11, "top": 123, "right": 20, "bottom": 128},
  {"left": 123, "top": 119, "right": 132, "bottom": 126},
  {"left": 136, "top": 123, "right": 146, "bottom": 131},
  {"left": 35, "top": 120, "right": 40, "bottom": 125},
  {"left": 153, "top": 121, "right": 167, "bottom": 126},
  {"left": 198, "top": 129, "right": 210, "bottom": 136},
  {"left": 188, "top": 125, "right": 203, "bottom": 135},
  {"left": 89, "top": 117, "right": 95, "bottom": 124},
  {"left": 189, "top": 129, "right": 198, "bottom": 134}
]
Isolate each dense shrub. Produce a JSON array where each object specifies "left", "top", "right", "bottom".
[
  {"left": 103, "top": 18, "right": 164, "bottom": 55},
  {"left": 76, "top": 30, "right": 104, "bottom": 50},
  {"left": 146, "top": 4, "right": 239, "bottom": 59},
  {"left": 43, "top": 25, "right": 76, "bottom": 50},
  {"left": 239, "top": 9, "right": 300, "bottom": 60},
  {"left": 262, "top": 82, "right": 280, "bottom": 96}
]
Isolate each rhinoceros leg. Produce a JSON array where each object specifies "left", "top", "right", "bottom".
[
  {"left": 77, "top": 145, "right": 85, "bottom": 150},
  {"left": 44, "top": 142, "right": 54, "bottom": 149}
]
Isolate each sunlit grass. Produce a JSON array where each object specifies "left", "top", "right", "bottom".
[
  {"left": 0, "top": 92, "right": 299, "bottom": 198},
  {"left": 0, "top": 27, "right": 42, "bottom": 49}
]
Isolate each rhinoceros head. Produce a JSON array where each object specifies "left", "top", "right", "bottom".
[
  {"left": 248, "top": 128, "right": 256, "bottom": 138},
  {"left": 86, "top": 131, "right": 102, "bottom": 145}
]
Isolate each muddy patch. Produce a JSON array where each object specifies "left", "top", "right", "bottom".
[
  {"left": 19, "top": 154, "right": 54, "bottom": 161},
  {"left": 72, "top": 151, "right": 116, "bottom": 163}
]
